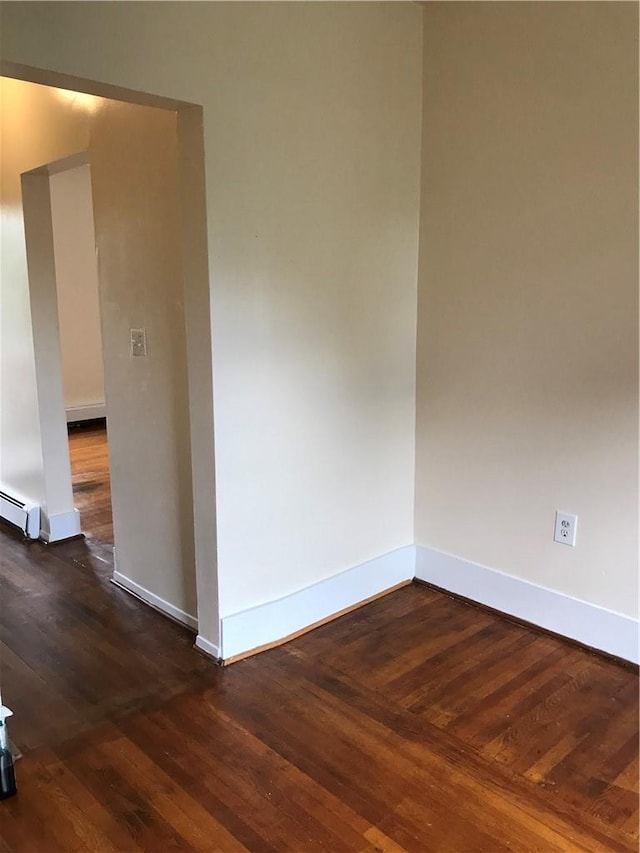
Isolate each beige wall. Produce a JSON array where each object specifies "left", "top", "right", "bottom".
[
  {"left": 1, "top": 3, "right": 424, "bottom": 619},
  {"left": 91, "top": 95, "right": 197, "bottom": 619},
  {"left": 0, "top": 76, "right": 91, "bottom": 505},
  {"left": 49, "top": 163, "right": 105, "bottom": 416},
  {"left": 0, "top": 77, "right": 197, "bottom": 617},
  {"left": 416, "top": 3, "right": 638, "bottom": 616},
  {"left": 0, "top": 194, "right": 43, "bottom": 504},
  {"left": 1, "top": 2, "right": 636, "bottom": 642}
]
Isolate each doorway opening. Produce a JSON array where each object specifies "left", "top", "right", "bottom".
[
  {"left": 49, "top": 157, "right": 114, "bottom": 547},
  {"left": 1, "top": 65, "right": 220, "bottom": 651},
  {"left": 67, "top": 423, "right": 112, "bottom": 545}
]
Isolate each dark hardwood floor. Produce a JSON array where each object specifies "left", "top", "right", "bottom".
[{"left": 0, "top": 427, "right": 637, "bottom": 850}]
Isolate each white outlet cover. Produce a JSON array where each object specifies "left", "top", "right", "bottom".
[{"left": 554, "top": 511, "right": 577, "bottom": 547}]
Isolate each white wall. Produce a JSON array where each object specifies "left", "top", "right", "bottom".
[
  {"left": 415, "top": 3, "right": 638, "bottom": 618},
  {"left": 0, "top": 3, "right": 424, "bottom": 621},
  {"left": 49, "top": 163, "right": 105, "bottom": 420}
]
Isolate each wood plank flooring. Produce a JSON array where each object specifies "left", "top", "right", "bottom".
[
  {"left": 68, "top": 422, "right": 113, "bottom": 545},
  {"left": 0, "top": 428, "right": 637, "bottom": 850}
]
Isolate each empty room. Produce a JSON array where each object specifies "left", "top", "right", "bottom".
[{"left": 0, "top": 2, "right": 637, "bottom": 851}]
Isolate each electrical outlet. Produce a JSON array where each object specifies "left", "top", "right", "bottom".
[
  {"left": 554, "top": 511, "right": 577, "bottom": 547},
  {"left": 130, "top": 328, "right": 147, "bottom": 358}
]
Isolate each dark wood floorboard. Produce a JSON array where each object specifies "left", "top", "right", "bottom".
[{"left": 0, "top": 427, "right": 638, "bottom": 852}]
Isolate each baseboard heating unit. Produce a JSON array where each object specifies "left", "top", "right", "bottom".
[{"left": 0, "top": 490, "right": 40, "bottom": 539}]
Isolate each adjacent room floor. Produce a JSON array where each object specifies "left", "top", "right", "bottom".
[
  {"left": 68, "top": 420, "right": 113, "bottom": 545},
  {"left": 0, "top": 517, "right": 637, "bottom": 851}
]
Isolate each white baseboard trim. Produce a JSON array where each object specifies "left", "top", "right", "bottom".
[
  {"left": 40, "top": 508, "right": 81, "bottom": 543},
  {"left": 112, "top": 571, "right": 198, "bottom": 631},
  {"left": 415, "top": 545, "right": 639, "bottom": 665},
  {"left": 220, "top": 545, "right": 416, "bottom": 661},
  {"left": 66, "top": 403, "right": 106, "bottom": 423},
  {"left": 194, "top": 634, "right": 222, "bottom": 661}
]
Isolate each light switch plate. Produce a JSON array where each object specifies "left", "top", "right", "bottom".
[{"left": 130, "top": 328, "right": 147, "bottom": 357}]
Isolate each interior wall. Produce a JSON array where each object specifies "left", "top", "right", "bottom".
[
  {"left": 0, "top": 2, "right": 424, "bottom": 619},
  {"left": 49, "top": 162, "right": 105, "bottom": 418},
  {"left": 0, "top": 194, "right": 43, "bottom": 505},
  {"left": 0, "top": 75, "right": 90, "bottom": 504},
  {"left": 20, "top": 165, "right": 79, "bottom": 541},
  {"left": 415, "top": 3, "right": 638, "bottom": 617},
  {"left": 0, "top": 77, "right": 197, "bottom": 619},
  {"left": 90, "top": 95, "right": 197, "bottom": 619}
]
